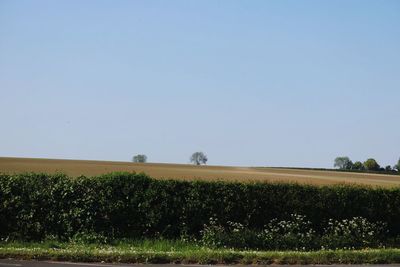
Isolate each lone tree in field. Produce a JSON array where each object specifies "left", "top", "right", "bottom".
[
  {"left": 363, "top": 158, "right": 380, "bottom": 171},
  {"left": 334, "top": 156, "right": 353, "bottom": 170},
  {"left": 190, "top": 152, "right": 208, "bottom": 165},
  {"left": 132, "top": 154, "right": 147, "bottom": 163}
]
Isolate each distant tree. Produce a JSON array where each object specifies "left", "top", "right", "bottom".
[
  {"left": 395, "top": 158, "right": 400, "bottom": 172},
  {"left": 132, "top": 154, "right": 147, "bottom": 163},
  {"left": 352, "top": 161, "right": 364, "bottom": 171},
  {"left": 363, "top": 158, "right": 380, "bottom": 171},
  {"left": 334, "top": 157, "right": 353, "bottom": 170},
  {"left": 385, "top": 165, "right": 393, "bottom": 172},
  {"left": 190, "top": 152, "right": 208, "bottom": 165}
]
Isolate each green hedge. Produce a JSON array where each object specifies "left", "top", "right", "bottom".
[{"left": 1, "top": 172, "right": 400, "bottom": 241}]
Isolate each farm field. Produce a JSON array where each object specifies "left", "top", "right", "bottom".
[{"left": 0, "top": 157, "right": 399, "bottom": 187}]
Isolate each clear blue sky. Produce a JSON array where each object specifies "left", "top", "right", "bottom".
[{"left": 1, "top": 0, "right": 399, "bottom": 168}]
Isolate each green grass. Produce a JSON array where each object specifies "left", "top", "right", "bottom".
[{"left": 1, "top": 240, "right": 400, "bottom": 264}]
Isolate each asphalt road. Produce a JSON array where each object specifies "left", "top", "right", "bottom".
[{"left": 2, "top": 260, "right": 400, "bottom": 267}]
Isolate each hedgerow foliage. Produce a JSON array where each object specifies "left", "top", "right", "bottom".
[
  {"left": 1, "top": 172, "right": 400, "bottom": 242},
  {"left": 200, "top": 214, "right": 387, "bottom": 250}
]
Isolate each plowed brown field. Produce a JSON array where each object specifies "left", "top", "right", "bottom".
[{"left": 1, "top": 157, "right": 399, "bottom": 187}]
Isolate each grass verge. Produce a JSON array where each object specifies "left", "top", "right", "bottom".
[{"left": 1, "top": 240, "right": 400, "bottom": 264}]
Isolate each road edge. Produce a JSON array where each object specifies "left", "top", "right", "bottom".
[{"left": 1, "top": 247, "right": 400, "bottom": 265}]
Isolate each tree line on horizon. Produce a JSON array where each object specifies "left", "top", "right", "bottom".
[
  {"left": 132, "top": 152, "right": 208, "bottom": 165},
  {"left": 334, "top": 156, "right": 400, "bottom": 173},
  {"left": 132, "top": 153, "right": 399, "bottom": 174}
]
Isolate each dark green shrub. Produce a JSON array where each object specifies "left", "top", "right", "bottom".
[
  {"left": 0, "top": 173, "right": 75, "bottom": 240},
  {"left": 1, "top": 172, "right": 400, "bottom": 244}
]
